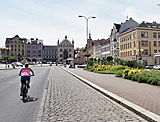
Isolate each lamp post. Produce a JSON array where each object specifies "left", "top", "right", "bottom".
[
  {"left": 78, "top": 15, "right": 96, "bottom": 41},
  {"left": 78, "top": 15, "right": 96, "bottom": 68},
  {"left": 136, "top": 47, "right": 143, "bottom": 61}
]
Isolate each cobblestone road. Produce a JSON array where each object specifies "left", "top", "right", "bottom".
[{"left": 36, "top": 66, "right": 146, "bottom": 122}]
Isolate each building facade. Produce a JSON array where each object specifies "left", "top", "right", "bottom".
[
  {"left": 5, "top": 35, "right": 27, "bottom": 60},
  {"left": 120, "top": 18, "right": 160, "bottom": 65},
  {"left": 110, "top": 23, "right": 121, "bottom": 58},
  {"left": 26, "top": 38, "right": 43, "bottom": 62},
  {"left": 43, "top": 45, "right": 57, "bottom": 62},
  {"left": 101, "top": 38, "right": 110, "bottom": 60},
  {"left": 57, "top": 35, "right": 74, "bottom": 63}
]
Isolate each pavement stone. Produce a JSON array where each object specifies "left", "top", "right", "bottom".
[{"left": 36, "top": 66, "right": 146, "bottom": 122}]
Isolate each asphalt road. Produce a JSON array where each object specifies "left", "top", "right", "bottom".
[{"left": 0, "top": 66, "right": 51, "bottom": 122}]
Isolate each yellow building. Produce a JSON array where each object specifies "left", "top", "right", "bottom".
[
  {"left": 120, "top": 19, "right": 160, "bottom": 65},
  {"left": 5, "top": 35, "right": 27, "bottom": 60}
]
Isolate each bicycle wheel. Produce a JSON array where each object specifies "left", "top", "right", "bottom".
[
  {"left": 23, "top": 91, "right": 26, "bottom": 102},
  {"left": 22, "top": 86, "right": 26, "bottom": 102}
]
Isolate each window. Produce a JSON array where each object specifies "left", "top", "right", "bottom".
[
  {"left": 153, "top": 33, "right": 157, "bottom": 38},
  {"left": 142, "top": 41, "right": 144, "bottom": 46},
  {"left": 18, "top": 49, "right": 20, "bottom": 51},
  {"left": 38, "top": 50, "right": 41, "bottom": 53},
  {"left": 159, "top": 42, "right": 160, "bottom": 47},
  {"left": 18, "top": 45, "right": 20, "bottom": 47},
  {"left": 144, "top": 49, "right": 148, "bottom": 55},
  {"left": 126, "top": 44, "right": 127, "bottom": 49},
  {"left": 15, "top": 44, "right": 16, "bottom": 47},
  {"left": 18, "top": 53, "right": 20, "bottom": 56},
  {"left": 154, "top": 50, "right": 157, "bottom": 54},
  {"left": 155, "top": 59, "right": 157, "bottom": 65},
  {"left": 15, "top": 49, "right": 17, "bottom": 51},
  {"left": 124, "top": 44, "right": 125, "bottom": 49},
  {"left": 159, "top": 50, "right": 160, "bottom": 53},
  {"left": 38, "top": 54, "right": 41, "bottom": 57},
  {"left": 158, "top": 33, "right": 160, "bottom": 38},
  {"left": 27, "top": 46, "right": 30, "bottom": 49},
  {"left": 33, "top": 46, "right": 36, "bottom": 49},
  {"left": 133, "top": 32, "right": 136, "bottom": 38},
  {"left": 134, "top": 41, "right": 136, "bottom": 47},
  {"left": 27, "top": 50, "right": 30, "bottom": 53},
  {"left": 134, "top": 50, "right": 136, "bottom": 55},
  {"left": 69, "top": 54, "right": 72, "bottom": 57},
  {"left": 11, "top": 45, "right": 13, "bottom": 47},
  {"left": 27, "top": 55, "right": 30, "bottom": 57},
  {"left": 141, "top": 32, "right": 144, "bottom": 37},
  {"left": 128, "top": 43, "right": 129, "bottom": 48},
  {"left": 141, "top": 32, "right": 148, "bottom": 38},
  {"left": 145, "top": 32, "right": 148, "bottom": 37},
  {"left": 69, "top": 49, "right": 71, "bottom": 52},
  {"left": 33, "top": 50, "right": 35, "bottom": 53},
  {"left": 145, "top": 41, "right": 148, "bottom": 46},
  {"left": 154, "top": 41, "right": 157, "bottom": 47},
  {"left": 130, "top": 42, "right": 132, "bottom": 48},
  {"left": 60, "top": 49, "right": 62, "bottom": 51},
  {"left": 38, "top": 46, "right": 41, "bottom": 49},
  {"left": 60, "top": 54, "right": 62, "bottom": 57}
]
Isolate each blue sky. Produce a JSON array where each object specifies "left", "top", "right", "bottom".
[{"left": 0, "top": 0, "right": 160, "bottom": 48}]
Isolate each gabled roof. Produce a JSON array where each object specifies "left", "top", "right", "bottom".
[
  {"left": 119, "top": 18, "right": 139, "bottom": 34},
  {"left": 114, "top": 23, "right": 121, "bottom": 32}
]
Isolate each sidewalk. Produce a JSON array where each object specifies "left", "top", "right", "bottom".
[
  {"left": 0, "top": 64, "right": 14, "bottom": 70},
  {"left": 62, "top": 66, "right": 160, "bottom": 121}
]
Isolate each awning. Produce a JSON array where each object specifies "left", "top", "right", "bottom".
[{"left": 67, "top": 58, "right": 74, "bottom": 61}]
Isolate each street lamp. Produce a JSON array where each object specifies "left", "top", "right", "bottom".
[
  {"left": 136, "top": 47, "right": 143, "bottom": 61},
  {"left": 78, "top": 15, "right": 96, "bottom": 41},
  {"left": 78, "top": 15, "right": 96, "bottom": 68}
]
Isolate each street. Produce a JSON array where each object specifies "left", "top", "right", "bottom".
[
  {"left": 0, "top": 65, "right": 147, "bottom": 122},
  {"left": 0, "top": 65, "right": 51, "bottom": 122}
]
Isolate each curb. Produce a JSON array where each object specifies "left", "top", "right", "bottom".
[{"left": 61, "top": 67, "right": 160, "bottom": 122}]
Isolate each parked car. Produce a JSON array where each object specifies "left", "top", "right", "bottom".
[
  {"left": 145, "top": 65, "right": 155, "bottom": 69},
  {"left": 153, "top": 65, "right": 160, "bottom": 70},
  {"left": 11, "top": 62, "right": 23, "bottom": 67}
]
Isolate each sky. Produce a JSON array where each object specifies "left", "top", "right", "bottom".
[{"left": 1, "top": 0, "right": 160, "bottom": 49}]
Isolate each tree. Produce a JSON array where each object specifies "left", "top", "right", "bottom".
[
  {"left": 106, "top": 56, "right": 113, "bottom": 62},
  {"left": 89, "top": 57, "right": 93, "bottom": 61}
]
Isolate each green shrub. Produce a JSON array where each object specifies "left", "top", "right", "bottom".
[{"left": 115, "top": 70, "right": 123, "bottom": 77}]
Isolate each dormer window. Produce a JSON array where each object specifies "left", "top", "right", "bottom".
[{"left": 28, "top": 42, "right": 30, "bottom": 44}]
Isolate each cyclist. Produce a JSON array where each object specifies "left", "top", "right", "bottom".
[{"left": 19, "top": 63, "right": 34, "bottom": 96}]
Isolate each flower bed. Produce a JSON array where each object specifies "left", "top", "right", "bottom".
[{"left": 84, "top": 64, "right": 160, "bottom": 86}]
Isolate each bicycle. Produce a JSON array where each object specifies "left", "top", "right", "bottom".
[{"left": 21, "top": 75, "right": 33, "bottom": 103}]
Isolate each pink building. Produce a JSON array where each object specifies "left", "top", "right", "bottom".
[{"left": 26, "top": 38, "right": 43, "bottom": 62}]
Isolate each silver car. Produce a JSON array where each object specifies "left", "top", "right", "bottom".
[
  {"left": 12, "top": 62, "right": 23, "bottom": 67},
  {"left": 153, "top": 65, "right": 160, "bottom": 70}
]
